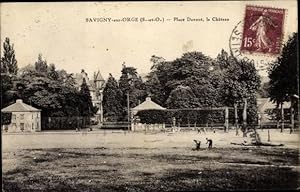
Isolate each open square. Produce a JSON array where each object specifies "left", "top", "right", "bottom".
[{"left": 2, "top": 129, "right": 299, "bottom": 191}]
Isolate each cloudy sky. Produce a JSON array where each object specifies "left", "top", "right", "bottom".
[{"left": 1, "top": 1, "right": 297, "bottom": 79}]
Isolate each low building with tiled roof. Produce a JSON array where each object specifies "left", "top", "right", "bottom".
[{"left": 1, "top": 99, "right": 41, "bottom": 132}]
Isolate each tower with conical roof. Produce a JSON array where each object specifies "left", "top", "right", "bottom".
[
  {"left": 94, "top": 70, "right": 105, "bottom": 89},
  {"left": 93, "top": 70, "right": 106, "bottom": 124}
]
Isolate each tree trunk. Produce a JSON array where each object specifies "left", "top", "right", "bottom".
[
  {"left": 224, "top": 107, "right": 229, "bottom": 132},
  {"left": 290, "top": 101, "right": 294, "bottom": 134},
  {"left": 127, "top": 92, "right": 130, "bottom": 132},
  {"left": 242, "top": 98, "right": 247, "bottom": 137},
  {"left": 281, "top": 103, "right": 284, "bottom": 132},
  {"left": 234, "top": 103, "right": 238, "bottom": 136},
  {"left": 258, "top": 113, "right": 262, "bottom": 131},
  {"left": 276, "top": 107, "right": 280, "bottom": 130}
]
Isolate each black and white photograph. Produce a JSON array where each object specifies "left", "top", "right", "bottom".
[{"left": 1, "top": 1, "right": 299, "bottom": 191}]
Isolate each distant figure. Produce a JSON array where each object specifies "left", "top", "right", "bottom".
[
  {"left": 197, "top": 128, "right": 201, "bottom": 134},
  {"left": 206, "top": 138, "right": 213, "bottom": 149},
  {"left": 193, "top": 140, "right": 201, "bottom": 150}
]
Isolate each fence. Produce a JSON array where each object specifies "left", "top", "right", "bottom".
[
  {"left": 259, "top": 108, "right": 299, "bottom": 129},
  {"left": 41, "top": 116, "right": 90, "bottom": 130},
  {"left": 40, "top": 108, "right": 299, "bottom": 132},
  {"left": 101, "top": 121, "right": 130, "bottom": 130}
]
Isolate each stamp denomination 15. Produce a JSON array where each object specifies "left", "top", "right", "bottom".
[{"left": 240, "top": 5, "right": 285, "bottom": 55}]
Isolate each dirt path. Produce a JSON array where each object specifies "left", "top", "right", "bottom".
[{"left": 2, "top": 129, "right": 298, "bottom": 151}]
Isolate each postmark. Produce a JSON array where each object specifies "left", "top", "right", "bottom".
[
  {"left": 229, "top": 20, "right": 272, "bottom": 72},
  {"left": 240, "top": 5, "right": 285, "bottom": 55}
]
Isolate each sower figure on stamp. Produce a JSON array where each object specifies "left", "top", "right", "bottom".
[
  {"left": 249, "top": 9, "right": 277, "bottom": 52},
  {"left": 206, "top": 138, "right": 213, "bottom": 149}
]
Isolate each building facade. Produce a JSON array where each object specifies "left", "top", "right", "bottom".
[
  {"left": 1, "top": 99, "right": 41, "bottom": 132},
  {"left": 257, "top": 98, "right": 291, "bottom": 125},
  {"left": 75, "top": 69, "right": 105, "bottom": 124}
]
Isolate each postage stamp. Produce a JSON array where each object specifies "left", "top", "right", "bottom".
[{"left": 240, "top": 5, "right": 285, "bottom": 55}]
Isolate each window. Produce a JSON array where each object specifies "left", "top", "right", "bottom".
[
  {"left": 12, "top": 114, "right": 16, "bottom": 121},
  {"left": 32, "top": 123, "right": 34, "bottom": 130},
  {"left": 20, "top": 123, "right": 24, "bottom": 131},
  {"left": 4, "top": 125, "right": 8, "bottom": 132},
  {"left": 20, "top": 114, "right": 24, "bottom": 120}
]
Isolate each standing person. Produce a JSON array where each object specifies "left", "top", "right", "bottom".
[
  {"left": 197, "top": 128, "right": 201, "bottom": 134},
  {"left": 193, "top": 140, "right": 201, "bottom": 150},
  {"left": 206, "top": 138, "right": 213, "bottom": 149}
]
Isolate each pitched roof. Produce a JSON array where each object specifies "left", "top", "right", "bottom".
[
  {"left": 75, "top": 71, "right": 92, "bottom": 88},
  {"left": 1, "top": 99, "right": 41, "bottom": 112},
  {"left": 94, "top": 70, "right": 104, "bottom": 81},
  {"left": 132, "top": 97, "right": 166, "bottom": 111},
  {"left": 257, "top": 98, "right": 290, "bottom": 112}
]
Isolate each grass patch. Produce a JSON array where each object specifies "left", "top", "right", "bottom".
[{"left": 2, "top": 147, "right": 299, "bottom": 191}]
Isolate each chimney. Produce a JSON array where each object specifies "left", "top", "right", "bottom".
[
  {"left": 16, "top": 99, "right": 23, "bottom": 103},
  {"left": 146, "top": 97, "right": 151, "bottom": 101}
]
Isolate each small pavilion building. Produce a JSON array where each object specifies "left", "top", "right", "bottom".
[
  {"left": 131, "top": 97, "right": 166, "bottom": 131},
  {"left": 1, "top": 99, "right": 41, "bottom": 132}
]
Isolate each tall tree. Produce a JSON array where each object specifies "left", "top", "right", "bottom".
[
  {"left": 147, "top": 51, "right": 218, "bottom": 108},
  {"left": 79, "top": 78, "right": 93, "bottom": 116},
  {"left": 119, "top": 64, "right": 147, "bottom": 120},
  {"left": 216, "top": 49, "right": 230, "bottom": 70},
  {"left": 1, "top": 37, "right": 18, "bottom": 125},
  {"left": 166, "top": 85, "right": 199, "bottom": 109},
  {"left": 35, "top": 54, "right": 48, "bottom": 74},
  {"left": 268, "top": 33, "right": 298, "bottom": 106},
  {"left": 102, "top": 74, "right": 123, "bottom": 121},
  {"left": 145, "top": 56, "right": 167, "bottom": 106},
  {"left": 48, "top": 64, "right": 59, "bottom": 80},
  {"left": 219, "top": 51, "right": 261, "bottom": 124},
  {"left": 0, "top": 37, "right": 18, "bottom": 75}
]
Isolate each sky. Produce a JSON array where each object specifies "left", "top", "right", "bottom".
[{"left": 0, "top": 1, "right": 297, "bottom": 80}]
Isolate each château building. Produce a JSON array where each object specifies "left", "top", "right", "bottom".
[{"left": 75, "top": 69, "right": 105, "bottom": 124}]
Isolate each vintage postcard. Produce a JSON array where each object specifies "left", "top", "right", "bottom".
[{"left": 1, "top": 1, "right": 298, "bottom": 191}]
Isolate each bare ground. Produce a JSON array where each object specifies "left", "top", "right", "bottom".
[{"left": 2, "top": 129, "right": 299, "bottom": 191}]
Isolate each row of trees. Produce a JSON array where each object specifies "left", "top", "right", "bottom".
[
  {"left": 103, "top": 50, "right": 261, "bottom": 124},
  {"left": 1, "top": 38, "right": 96, "bottom": 127},
  {"left": 103, "top": 33, "right": 298, "bottom": 127},
  {"left": 2, "top": 32, "right": 297, "bottom": 128}
]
